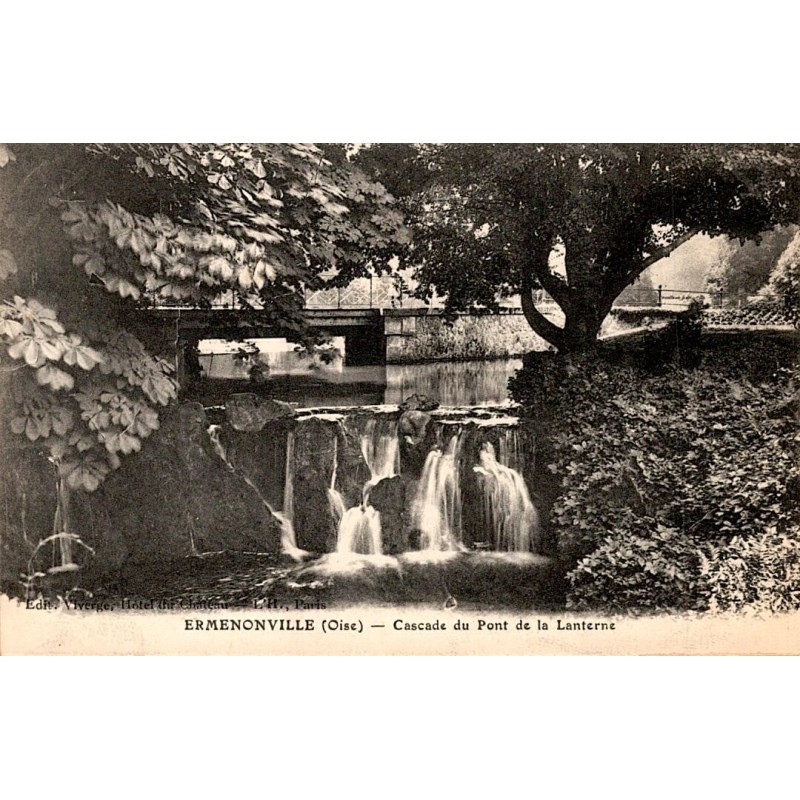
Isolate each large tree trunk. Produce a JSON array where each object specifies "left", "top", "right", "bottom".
[
  {"left": 521, "top": 270, "right": 614, "bottom": 354},
  {"left": 559, "top": 292, "right": 614, "bottom": 353}
]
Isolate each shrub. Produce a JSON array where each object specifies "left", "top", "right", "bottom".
[
  {"left": 702, "top": 526, "right": 800, "bottom": 614},
  {"left": 568, "top": 519, "right": 706, "bottom": 613},
  {"left": 641, "top": 298, "right": 706, "bottom": 370},
  {"left": 510, "top": 332, "right": 800, "bottom": 613}
]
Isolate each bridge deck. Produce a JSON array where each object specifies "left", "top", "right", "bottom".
[{"left": 147, "top": 307, "right": 384, "bottom": 333}]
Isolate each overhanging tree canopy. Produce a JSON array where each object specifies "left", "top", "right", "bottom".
[
  {"left": 0, "top": 143, "right": 407, "bottom": 493},
  {"left": 361, "top": 143, "right": 800, "bottom": 351}
]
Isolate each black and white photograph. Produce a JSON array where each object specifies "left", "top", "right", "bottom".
[{"left": 0, "top": 142, "right": 797, "bottom": 655}]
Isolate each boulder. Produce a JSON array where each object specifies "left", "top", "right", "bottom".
[
  {"left": 368, "top": 476, "right": 406, "bottom": 554},
  {"left": 399, "top": 393, "right": 439, "bottom": 412},
  {"left": 79, "top": 403, "right": 284, "bottom": 571},
  {"left": 398, "top": 409, "right": 436, "bottom": 478},
  {"left": 226, "top": 393, "right": 295, "bottom": 431},
  {"left": 291, "top": 416, "right": 341, "bottom": 553}
]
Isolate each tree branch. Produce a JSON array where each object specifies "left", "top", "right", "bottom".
[
  {"left": 531, "top": 257, "right": 571, "bottom": 306},
  {"left": 638, "top": 227, "right": 700, "bottom": 272},
  {"left": 521, "top": 272, "right": 564, "bottom": 349}
]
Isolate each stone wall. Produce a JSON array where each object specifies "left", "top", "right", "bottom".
[{"left": 385, "top": 313, "right": 550, "bottom": 363}]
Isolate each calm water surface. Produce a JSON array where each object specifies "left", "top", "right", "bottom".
[{"left": 199, "top": 352, "right": 523, "bottom": 408}]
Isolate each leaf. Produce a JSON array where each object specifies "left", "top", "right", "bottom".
[
  {"left": 82, "top": 472, "right": 101, "bottom": 492},
  {"left": 24, "top": 339, "right": 45, "bottom": 367},
  {"left": 75, "top": 346, "right": 104, "bottom": 371},
  {"left": 7, "top": 337, "right": 28, "bottom": 359},
  {"left": 51, "top": 409, "right": 73, "bottom": 436},
  {"left": 48, "top": 437, "right": 69, "bottom": 459},
  {"left": 25, "top": 416, "right": 41, "bottom": 441},
  {"left": 39, "top": 339, "right": 65, "bottom": 361},
  {"left": 248, "top": 160, "right": 267, "bottom": 179},
  {"left": 0, "top": 318, "right": 23, "bottom": 338},
  {"left": 0, "top": 144, "right": 16, "bottom": 168},
  {"left": 36, "top": 364, "right": 75, "bottom": 391},
  {"left": 84, "top": 254, "right": 106, "bottom": 277},
  {"left": 237, "top": 267, "right": 253, "bottom": 290}
]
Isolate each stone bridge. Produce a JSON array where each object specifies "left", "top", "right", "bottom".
[{"left": 146, "top": 306, "right": 474, "bottom": 384}]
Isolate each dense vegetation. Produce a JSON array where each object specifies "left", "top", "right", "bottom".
[
  {"left": 0, "top": 144, "right": 405, "bottom": 521},
  {"left": 705, "top": 225, "right": 798, "bottom": 304},
  {"left": 510, "top": 319, "right": 800, "bottom": 614},
  {"left": 360, "top": 144, "right": 800, "bottom": 352}
]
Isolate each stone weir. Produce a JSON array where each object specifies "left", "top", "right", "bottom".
[{"left": 215, "top": 394, "right": 552, "bottom": 561}]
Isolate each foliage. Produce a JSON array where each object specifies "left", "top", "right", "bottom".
[
  {"left": 706, "top": 300, "right": 792, "bottom": 327},
  {"left": 702, "top": 526, "right": 800, "bottom": 614},
  {"left": 510, "top": 332, "right": 800, "bottom": 612},
  {"left": 640, "top": 297, "right": 705, "bottom": 369},
  {"left": 0, "top": 144, "right": 407, "bottom": 500},
  {"left": 0, "top": 294, "right": 175, "bottom": 491},
  {"left": 388, "top": 313, "right": 545, "bottom": 363},
  {"left": 705, "top": 225, "right": 797, "bottom": 304},
  {"left": 362, "top": 144, "right": 800, "bottom": 352},
  {"left": 568, "top": 520, "right": 705, "bottom": 613},
  {"left": 770, "top": 228, "right": 800, "bottom": 328}
]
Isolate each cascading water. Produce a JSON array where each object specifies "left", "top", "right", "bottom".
[
  {"left": 331, "top": 415, "right": 399, "bottom": 555},
  {"left": 411, "top": 430, "right": 465, "bottom": 551},
  {"left": 283, "top": 429, "right": 295, "bottom": 523},
  {"left": 335, "top": 506, "right": 383, "bottom": 555},
  {"left": 359, "top": 416, "right": 399, "bottom": 497},
  {"left": 473, "top": 440, "right": 540, "bottom": 552},
  {"left": 207, "top": 425, "right": 306, "bottom": 560},
  {"left": 211, "top": 404, "right": 542, "bottom": 561}
]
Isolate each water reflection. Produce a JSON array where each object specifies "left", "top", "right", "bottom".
[
  {"left": 385, "top": 360, "right": 522, "bottom": 407},
  {"left": 198, "top": 352, "right": 522, "bottom": 408}
]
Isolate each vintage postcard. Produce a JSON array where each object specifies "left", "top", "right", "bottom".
[{"left": 1, "top": 143, "right": 798, "bottom": 656}]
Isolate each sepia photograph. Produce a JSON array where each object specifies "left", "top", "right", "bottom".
[{"left": 1, "top": 142, "right": 798, "bottom": 655}]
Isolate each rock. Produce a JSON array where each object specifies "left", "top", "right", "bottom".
[
  {"left": 0, "top": 404, "right": 287, "bottom": 595},
  {"left": 226, "top": 393, "right": 295, "bottom": 431},
  {"left": 291, "top": 416, "right": 341, "bottom": 553},
  {"left": 368, "top": 476, "right": 406, "bottom": 554},
  {"left": 399, "top": 393, "right": 439, "bottom": 412},
  {"left": 76, "top": 403, "right": 283, "bottom": 575},
  {"left": 218, "top": 420, "right": 292, "bottom": 512},
  {"left": 398, "top": 409, "right": 436, "bottom": 478}
]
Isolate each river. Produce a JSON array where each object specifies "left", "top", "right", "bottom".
[{"left": 198, "top": 350, "right": 523, "bottom": 408}]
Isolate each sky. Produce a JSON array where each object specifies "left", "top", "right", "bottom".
[{"left": 644, "top": 234, "right": 726, "bottom": 292}]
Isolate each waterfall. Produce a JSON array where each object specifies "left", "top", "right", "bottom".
[
  {"left": 411, "top": 431, "right": 464, "bottom": 551},
  {"left": 336, "top": 506, "right": 382, "bottom": 555},
  {"left": 360, "top": 417, "right": 399, "bottom": 493},
  {"left": 473, "top": 440, "right": 540, "bottom": 552},
  {"left": 327, "top": 434, "right": 348, "bottom": 536},
  {"left": 332, "top": 415, "right": 398, "bottom": 555},
  {"left": 207, "top": 425, "right": 305, "bottom": 560}
]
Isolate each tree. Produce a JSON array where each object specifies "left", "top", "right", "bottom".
[
  {"left": 0, "top": 144, "right": 407, "bottom": 558},
  {"left": 705, "top": 224, "right": 798, "bottom": 305},
  {"left": 770, "top": 228, "right": 800, "bottom": 327},
  {"left": 361, "top": 144, "right": 800, "bottom": 352}
]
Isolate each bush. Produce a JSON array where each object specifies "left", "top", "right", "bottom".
[
  {"left": 568, "top": 519, "right": 706, "bottom": 613},
  {"left": 702, "top": 526, "right": 800, "bottom": 614},
  {"left": 641, "top": 298, "right": 705, "bottom": 370},
  {"left": 510, "top": 331, "right": 800, "bottom": 613}
]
